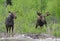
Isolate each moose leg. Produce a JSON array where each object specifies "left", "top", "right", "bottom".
[
  {"left": 44, "top": 21, "right": 47, "bottom": 27},
  {"left": 44, "top": 21, "right": 48, "bottom": 33},
  {"left": 12, "top": 25, "right": 14, "bottom": 33},
  {"left": 6, "top": 25, "right": 9, "bottom": 33},
  {"left": 11, "top": 25, "right": 14, "bottom": 36},
  {"left": 9, "top": 27, "right": 11, "bottom": 33},
  {"left": 35, "top": 23, "right": 39, "bottom": 28}
]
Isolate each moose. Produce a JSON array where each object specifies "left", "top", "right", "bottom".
[
  {"left": 35, "top": 11, "right": 50, "bottom": 28},
  {"left": 5, "top": 11, "right": 17, "bottom": 33},
  {"left": 6, "top": 0, "right": 12, "bottom": 6}
]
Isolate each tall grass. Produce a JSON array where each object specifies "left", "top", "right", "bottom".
[{"left": 0, "top": 0, "right": 60, "bottom": 37}]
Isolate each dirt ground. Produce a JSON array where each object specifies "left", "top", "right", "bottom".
[{"left": 0, "top": 33, "right": 60, "bottom": 41}]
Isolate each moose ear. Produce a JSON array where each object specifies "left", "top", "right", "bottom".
[
  {"left": 45, "top": 12, "right": 50, "bottom": 16},
  {"left": 9, "top": 11, "right": 11, "bottom": 13},
  {"left": 37, "top": 11, "right": 41, "bottom": 16}
]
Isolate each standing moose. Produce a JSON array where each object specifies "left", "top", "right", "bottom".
[
  {"left": 5, "top": 11, "right": 17, "bottom": 33},
  {"left": 6, "top": 0, "right": 12, "bottom": 6},
  {"left": 35, "top": 11, "right": 50, "bottom": 28}
]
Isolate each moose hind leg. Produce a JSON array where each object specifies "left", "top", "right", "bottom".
[
  {"left": 12, "top": 25, "right": 14, "bottom": 33},
  {"left": 44, "top": 21, "right": 47, "bottom": 27}
]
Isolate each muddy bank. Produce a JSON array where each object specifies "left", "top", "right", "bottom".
[{"left": 0, "top": 33, "right": 60, "bottom": 41}]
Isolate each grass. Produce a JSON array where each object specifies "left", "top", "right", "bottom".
[{"left": 0, "top": 0, "right": 60, "bottom": 37}]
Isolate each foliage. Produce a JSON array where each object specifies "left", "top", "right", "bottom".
[{"left": 0, "top": 0, "right": 60, "bottom": 37}]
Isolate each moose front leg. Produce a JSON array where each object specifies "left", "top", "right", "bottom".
[
  {"left": 6, "top": 25, "right": 9, "bottom": 33},
  {"left": 35, "top": 23, "right": 39, "bottom": 28},
  {"left": 11, "top": 25, "right": 14, "bottom": 36}
]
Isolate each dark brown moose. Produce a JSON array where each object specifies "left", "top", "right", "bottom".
[
  {"left": 6, "top": 0, "right": 12, "bottom": 6},
  {"left": 5, "top": 11, "right": 17, "bottom": 33},
  {"left": 35, "top": 11, "right": 50, "bottom": 28}
]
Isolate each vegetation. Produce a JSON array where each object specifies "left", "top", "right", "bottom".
[{"left": 0, "top": 0, "right": 60, "bottom": 37}]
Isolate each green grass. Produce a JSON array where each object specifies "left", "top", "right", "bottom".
[
  {"left": 52, "top": 23, "right": 60, "bottom": 37},
  {"left": 0, "top": 0, "right": 60, "bottom": 37}
]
